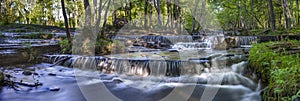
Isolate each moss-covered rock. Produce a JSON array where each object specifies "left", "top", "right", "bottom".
[{"left": 248, "top": 40, "right": 300, "bottom": 101}]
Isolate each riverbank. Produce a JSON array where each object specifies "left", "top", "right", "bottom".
[{"left": 248, "top": 40, "right": 300, "bottom": 101}]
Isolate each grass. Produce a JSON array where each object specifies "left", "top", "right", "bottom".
[{"left": 248, "top": 40, "right": 300, "bottom": 101}]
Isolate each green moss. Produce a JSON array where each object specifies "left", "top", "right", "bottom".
[{"left": 248, "top": 40, "right": 300, "bottom": 101}]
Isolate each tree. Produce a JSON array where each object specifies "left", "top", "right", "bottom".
[
  {"left": 144, "top": 0, "right": 148, "bottom": 28},
  {"left": 297, "top": 0, "right": 300, "bottom": 26},
  {"left": 61, "top": 0, "right": 72, "bottom": 48},
  {"left": 154, "top": 0, "right": 162, "bottom": 27},
  {"left": 268, "top": 0, "right": 276, "bottom": 31},
  {"left": 282, "top": 0, "right": 292, "bottom": 29}
]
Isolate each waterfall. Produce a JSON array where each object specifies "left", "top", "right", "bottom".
[
  {"left": 235, "top": 36, "right": 258, "bottom": 46},
  {"left": 43, "top": 53, "right": 247, "bottom": 78},
  {"left": 113, "top": 35, "right": 193, "bottom": 45},
  {"left": 43, "top": 55, "right": 218, "bottom": 77},
  {"left": 172, "top": 42, "right": 212, "bottom": 50}
]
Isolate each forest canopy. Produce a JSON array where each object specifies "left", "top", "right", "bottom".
[{"left": 0, "top": 0, "right": 299, "bottom": 33}]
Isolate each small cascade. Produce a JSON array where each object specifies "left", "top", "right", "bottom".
[
  {"left": 43, "top": 53, "right": 248, "bottom": 78},
  {"left": 136, "top": 35, "right": 193, "bottom": 44},
  {"left": 172, "top": 42, "right": 211, "bottom": 50},
  {"left": 100, "top": 59, "right": 201, "bottom": 77},
  {"left": 231, "top": 61, "right": 248, "bottom": 74},
  {"left": 43, "top": 55, "right": 106, "bottom": 70},
  {"left": 113, "top": 35, "right": 193, "bottom": 45},
  {"left": 203, "top": 36, "right": 225, "bottom": 46},
  {"left": 164, "top": 35, "right": 194, "bottom": 43},
  {"left": 235, "top": 36, "right": 258, "bottom": 46},
  {"left": 44, "top": 55, "right": 221, "bottom": 77}
]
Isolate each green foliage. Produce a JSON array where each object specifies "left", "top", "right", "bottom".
[
  {"left": 58, "top": 39, "right": 71, "bottom": 54},
  {"left": 95, "top": 38, "right": 113, "bottom": 55},
  {"left": 249, "top": 40, "right": 300, "bottom": 101}
]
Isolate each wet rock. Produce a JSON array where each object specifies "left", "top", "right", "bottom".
[
  {"left": 15, "top": 79, "right": 43, "bottom": 87},
  {"left": 225, "top": 37, "right": 238, "bottom": 48},
  {"left": 22, "top": 70, "right": 33, "bottom": 76},
  {"left": 48, "top": 73, "right": 57, "bottom": 76},
  {"left": 225, "top": 54, "right": 235, "bottom": 57},
  {"left": 168, "top": 49, "right": 179, "bottom": 52},
  {"left": 48, "top": 87, "right": 60, "bottom": 91},
  {"left": 112, "top": 79, "right": 123, "bottom": 83}
]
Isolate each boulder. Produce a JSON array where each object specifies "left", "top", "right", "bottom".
[
  {"left": 214, "top": 37, "right": 237, "bottom": 50},
  {"left": 22, "top": 70, "right": 33, "bottom": 76}
]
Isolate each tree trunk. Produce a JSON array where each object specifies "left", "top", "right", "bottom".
[
  {"left": 95, "top": 0, "right": 103, "bottom": 33},
  {"left": 84, "top": 0, "right": 91, "bottom": 27},
  {"left": 282, "top": 0, "right": 292, "bottom": 29},
  {"left": 0, "top": 0, "right": 2, "bottom": 15},
  {"left": 129, "top": 2, "right": 132, "bottom": 24},
  {"left": 250, "top": 0, "right": 254, "bottom": 29},
  {"left": 238, "top": 0, "right": 245, "bottom": 29},
  {"left": 166, "top": 0, "right": 171, "bottom": 29},
  {"left": 190, "top": 0, "right": 199, "bottom": 33},
  {"left": 144, "top": 0, "right": 148, "bottom": 29},
  {"left": 61, "top": 0, "right": 72, "bottom": 47},
  {"left": 199, "top": 0, "right": 206, "bottom": 30},
  {"left": 155, "top": 0, "right": 162, "bottom": 27},
  {"left": 268, "top": 0, "right": 276, "bottom": 31},
  {"left": 297, "top": 0, "right": 300, "bottom": 26},
  {"left": 149, "top": 2, "right": 153, "bottom": 28},
  {"left": 101, "top": 0, "right": 111, "bottom": 37}
]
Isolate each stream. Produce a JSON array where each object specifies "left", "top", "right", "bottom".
[{"left": 0, "top": 32, "right": 262, "bottom": 101}]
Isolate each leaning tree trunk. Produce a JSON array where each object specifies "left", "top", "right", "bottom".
[
  {"left": 61, "top": 0, "right": 72, "bottom": 47},
  {"left": 268, "top": 0, "right": 276, "bottom": 31}
]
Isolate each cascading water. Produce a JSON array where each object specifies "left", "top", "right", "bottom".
[
  {"left": 172, "top": 42, "right": 212, "bottom": 50},
  {"left": 235, "top": 36, "right": 258, "bottom": 46},
  {"left": 2, "top": 31, "right": 262, "bottom": 101},
  {"left": 40, "top": 50, "right": 260, "bottom": 100}
]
